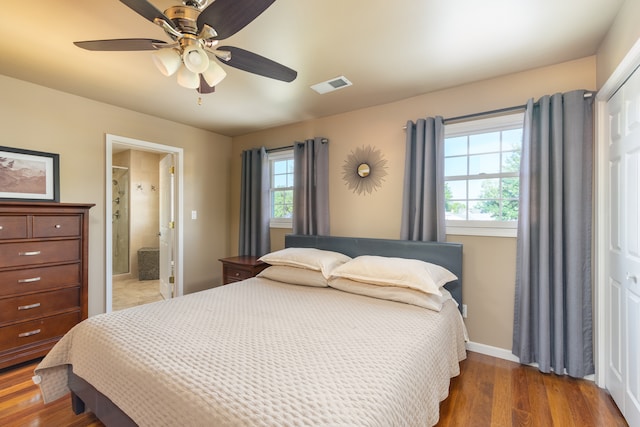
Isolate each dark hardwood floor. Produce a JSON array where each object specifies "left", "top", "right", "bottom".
[
  {"left": 438, "top": 352, "right": 627, "bottom": 426},
  {"left": 0, "top": 352, "right": 628, "bottom": 426}
]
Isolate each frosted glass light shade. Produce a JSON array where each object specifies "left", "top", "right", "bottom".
[
  {"left": 152, "top": 48, "right": 181, "bottom": 76},
  {"left": 176, "top": 64, "right": 200, "bottom": 89},
  {"left": 202, "top": 61, "right": 227, "bottom": 87},
  {"left": 182, "top": 45, "right": 209, "bottom": 74}
]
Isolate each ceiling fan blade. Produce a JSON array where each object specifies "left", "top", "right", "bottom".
[
  {"left": 197, "top": 75, "right": 216, "bottom": 94},
  {"left": 74, "top": 39, "right": 167, "bottom": 51},
  {"left": 217, "top": 46, "right": 297, "bottom": 82},
  {"left": 197, "top": 0, "right": 275, "bottom": 40},
  {"left": 119, "top": 0, "right": 178, "bottom": 31}
]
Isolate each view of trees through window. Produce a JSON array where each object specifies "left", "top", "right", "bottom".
[
  {"left": 270, "top": 155, "right": 294, "bottom": 220},
  {"left": 444, "top": 126, "right": 522, "bottom": 222}
]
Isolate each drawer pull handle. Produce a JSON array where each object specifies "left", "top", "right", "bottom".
[
  {"left": 18, "top": 277, "right": 41, "bottom": 284},
  {"left": 18, "top": 303, "right": 41, "bottom": 310},
  {"left": 19, "top": 251, "right": 41, "bottom": 256},
  {"left": 235, "top": 272, "right": 240, "bottom": 276},
  {"left": 0, "top": 225, "right": 3, "bottom": 230},
  {"left": 18, "top": 329, "right": 41, "bottom": 338},
  {"left": 55, "top": 224, "right": 61, "bottom": 229}
]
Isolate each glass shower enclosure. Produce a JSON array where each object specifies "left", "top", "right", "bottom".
[{"left": 112, "top": 166, "right": 130, "bottom": 275}]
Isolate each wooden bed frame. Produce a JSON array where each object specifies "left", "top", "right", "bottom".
[{"left": 68, "top": 235, "right": 463, "bottom": 425}]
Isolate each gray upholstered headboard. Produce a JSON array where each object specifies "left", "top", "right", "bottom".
[{"left": 284, "top": 235, "right": 463, "bottom": 309}]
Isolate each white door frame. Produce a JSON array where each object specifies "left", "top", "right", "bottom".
[
  {"left": 105, "top": 134, "right": 184, "bottom": 313},
  {"left": 595, "top": 37, "right": 640, "bottom": 387}
]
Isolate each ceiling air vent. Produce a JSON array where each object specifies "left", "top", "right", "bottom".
[{"left": 310, "top": 76, "right": 353, "bottom": 94}]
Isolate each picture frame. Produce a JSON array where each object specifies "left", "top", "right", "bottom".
[{"left": 0, "top": 146, "right": 60, "bottom": 202}]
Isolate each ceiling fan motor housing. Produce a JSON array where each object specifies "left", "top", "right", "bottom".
[{"left": 165, "top": 6, "right": 201, "bottom": 36}]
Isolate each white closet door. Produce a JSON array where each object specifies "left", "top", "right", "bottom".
[
  {"left": 159, "top": 153, "right": 175, "bottom": 301},
  {"left": 606, "top": 64, "right": 640, "bottom": 427}
]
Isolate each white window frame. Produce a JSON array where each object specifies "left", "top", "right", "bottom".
[
  {"left": 268, "top": 149, "right": 294, "bottom": 228},
  {"left": 444, "top": 112, "right": 524, "bottom": 238}
]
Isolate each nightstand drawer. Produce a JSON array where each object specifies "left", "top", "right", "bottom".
[
  {"left": 0, "top": 263, "right": 81, "bottom": 298},
  {"left": 225, "top": 266, "right": 254, "bottom": 282},
  {"left": 33, "top": 215, "right": 81, "bottom": 238},
  {"left": 0, "top": 240, "right": 80, "bottom": 268},
  {"left": 219, "top": 256, "right": 270, "bottom": 285},
  {"left": 0, "top": 287, "right": 80, "bottom": 325},
  {"left": 0, "top": 216, "right": 28, "bottom": 240},
  {"left": 0, "top": 311, "right": 80, "bottom": 353}
]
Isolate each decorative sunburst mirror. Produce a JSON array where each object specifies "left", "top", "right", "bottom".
[{"left": 342, "top": 145, "right": 388, "bottom": 195}]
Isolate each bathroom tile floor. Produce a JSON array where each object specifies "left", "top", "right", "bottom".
[{"left": 112, "top": 277, "right": 164, "bottom": 311}]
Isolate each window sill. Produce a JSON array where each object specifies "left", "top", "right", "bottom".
[
  {"left": 270, "top": 219, "right": 292, "bottom": 229},
  {"left": 446, "top": 225, "right": 517, "bottom": 238}
]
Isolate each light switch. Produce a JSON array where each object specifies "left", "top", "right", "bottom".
[{"left": 191, "top": 210, "right": 197, "bottom": 220}]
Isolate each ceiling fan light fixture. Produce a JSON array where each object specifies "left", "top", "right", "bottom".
[
  {"left": 177, "top": 64, "right": 201, "bottom": 89},
  {"left": 202, "top": 61, "right": 227, "bottom": 87},
  {"left": 182, "top": 45, "right": 210, "bottom": 74},
  {"left": 152, "top": 48, "right": 181, "bottom": 76}
]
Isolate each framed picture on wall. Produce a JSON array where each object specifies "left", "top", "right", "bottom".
[{"left": 0, "top": 146, "right": 60, "bottom": 202}]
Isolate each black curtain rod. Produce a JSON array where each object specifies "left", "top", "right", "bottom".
[
  {"left": 266, "top": 145, "right": 294, "bottom": 153},
  {"left": 404, "top": 91, "right": 594, "bottom": 129},
  {"left": 266, "top": 138, "right": 329, "bottom": 153},
  {"left": 401, "top": 105, "right": 524, "bottom": 129},
  {"left": 443, "top": 104, "right": 525, "bottom": 124}
]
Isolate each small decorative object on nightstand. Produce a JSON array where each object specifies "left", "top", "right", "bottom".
[{"left": 219, "top": 256, "right": 270, "bottom": 285}]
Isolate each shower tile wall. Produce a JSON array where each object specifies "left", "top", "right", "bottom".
[{"left": 113, "top": 150, "right": 161, "bottom": 279}]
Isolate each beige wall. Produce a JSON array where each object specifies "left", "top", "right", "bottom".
[
  {"left": 0, "top": 74, "right": 232, "bottom": 316},
  {"left": 596, "top": 0, "right": 640, "bottom": 88},
  {"left": 0, "top": 51, "right": 608, "bottom": 350},
  {"left": 230, "top": 56, "right": 597, "bottom": 350},
  {"left": 128, "top": 150, "right": 162, "bottom": 279}
]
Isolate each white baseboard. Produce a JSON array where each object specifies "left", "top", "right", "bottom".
[
  {"left": 465, "top": 341, "right": 520, "bottom": 362},
  {"left": 465, "top": 341, "right": 596, "bottom": 382}
]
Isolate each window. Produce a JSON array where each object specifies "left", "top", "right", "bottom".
[
  {"left": 268, "top": 150, "right": 294, "bottom": 228},
  {"left": 444, "top": 113, "right": 524, "bottom": 237}
]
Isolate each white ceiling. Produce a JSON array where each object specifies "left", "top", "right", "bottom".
[{"left": 0, "top": 0, "right": 624, "bottom": 137}]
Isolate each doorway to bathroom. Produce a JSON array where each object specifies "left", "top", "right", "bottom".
[{"left": 105, "top": 134, "right": 184, "bottom": 313}]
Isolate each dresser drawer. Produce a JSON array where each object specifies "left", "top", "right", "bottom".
[
  {"left": 0, "top": 311, "right": 80, "bottom": 353},
  {"left": 0, "top": 287, "right": 80, "bottom": 325},
  {"left": 0, "top": 240, "right": 80, "bottom": 268},
  {"left": 0, "top": 264, "right": 81, "bottom": 297},
  {"left": 0, "top": 216, "right": 28, "bottom": 240},
  {"left": 33, "top": 215, "right": 81, "bottom": 238}
]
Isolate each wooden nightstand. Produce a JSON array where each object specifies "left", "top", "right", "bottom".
[{"left": 219, "top": 256, "right": 270, "bottom": 285}]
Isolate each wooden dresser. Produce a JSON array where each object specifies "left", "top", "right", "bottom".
[
  {"left": 219, "top": 256, "right": 270, "bottom": 285},
  {"left": 0, "top": 202, "right": 93, "bottom": 369}
]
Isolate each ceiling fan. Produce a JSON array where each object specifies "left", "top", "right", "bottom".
[{"left": 74, "top": 0, "right": 297, "bottom": 94}]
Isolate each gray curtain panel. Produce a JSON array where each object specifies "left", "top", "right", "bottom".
[
  {"left": 239, "top": 147, "right": 270, "bottom": 256},
  {"left": 293, "top": 137, "right": 329, "bottom": 235},
  {"left": 400, "top": 117, "right": 446, "bottom": 242},
  {"left": 512, "top": 90, "right": 594, "bottom": 377}
]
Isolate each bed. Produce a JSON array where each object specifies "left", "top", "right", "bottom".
[{"left": 34, "top": 235, "right": 467, "bottom": 426}]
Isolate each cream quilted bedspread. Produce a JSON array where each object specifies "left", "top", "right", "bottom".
[{"left": 35, "top": 278, "right": 467, "bottom": 427}]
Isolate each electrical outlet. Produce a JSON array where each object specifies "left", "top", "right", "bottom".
[
  {"left": 191, "top": 210, "right": 197, "bottom": 220},
  {"left": 462, "top": 304, "right": 468, "bottom": 318}
]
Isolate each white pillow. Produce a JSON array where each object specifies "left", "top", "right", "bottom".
[
  {"left": 257, "top": 265, "right": 329, "bottom": 287},
  {"left": 329, "top": 277, "right": 454, "bottom": 312},
  {"left": 259, "top": 247, "right": 352, "bottom": 278},
  {"left": 329, "top": 255, "right": 457, "bottom": 296}
]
